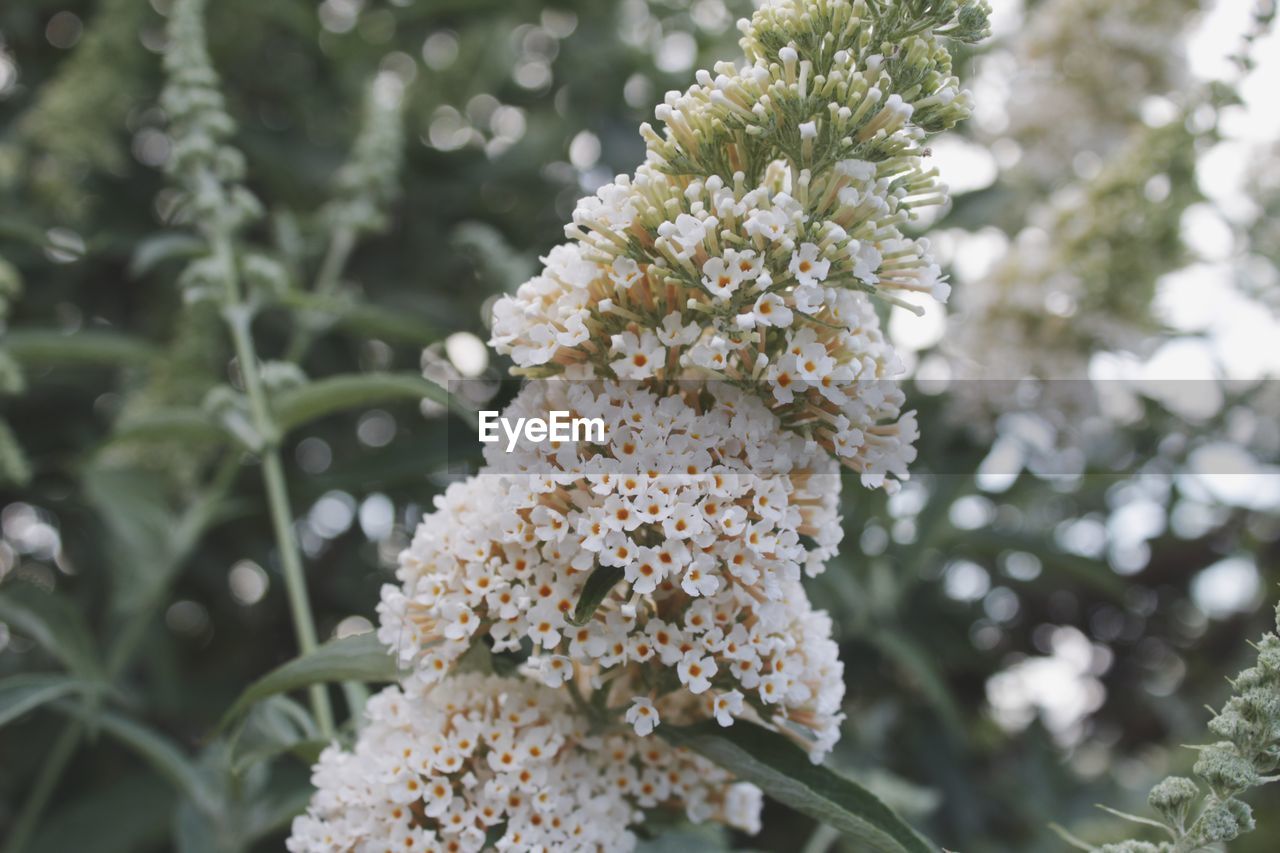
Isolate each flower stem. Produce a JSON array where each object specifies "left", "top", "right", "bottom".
[
  {"left": 284, "top": 223, "right": 356, "bottom": 364},
  {"left": 217, "top": 230, "right": 335, "bottom": 738}
]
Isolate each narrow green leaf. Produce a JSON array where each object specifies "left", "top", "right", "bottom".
[
  {"left": 129, "top": 232, "right": 207, "bottom": 277},
  {"left": 276, "top": 291, "right": 442, "bottom": 345},
  {"left": 1094, "top": 805, "right": 1176, "bottom": 837},
  {"left": 104, "top": 408, "right": 229, "bottom": 448},
  {"left": 2, "top": 329, "right": 158, "bottom": 368},
  {"left": 661, "top": 721, "right": 937, "bottom": 853},
  {"left": 870, "top": 631, "right": 964, "bottom": 738},
  {"left": 570, "top": 564, "right": 624, "bottom": 626},
  {"left": 0, "top": 674, "right": 93, "bottom": 727},
  {"left": 230, "top": 696, "right": 324, "bottom": 774},
  {"left": 83, "top": 466, "right": 187, "bottom": 620},
  {"left": 220, "top": 632, "right": 400, "bottom": 728},
  {"left": 1048, "top": 822, "right": 1097, "bottom": 852},
  {"left": 272, "top": 372, "right": 472, "bottom": 434},
  {"left": 0, "top": 584, "right": 103, "bottom": 679},
  {"left": 958, "top": 530, "right": 1127, "bottom": 600},
  {"left": 54, "top": 704, "right": 219, "bottom": 816},
  {"left": 635, "top": 825, "right": 731, "bottom": 852}
]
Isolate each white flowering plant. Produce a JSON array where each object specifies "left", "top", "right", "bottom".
[{"left": 2, "top": 0, "right": 1279, "bottom": 852}]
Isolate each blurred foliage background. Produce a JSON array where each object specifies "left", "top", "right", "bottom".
[{"left": 1, "top": 0, "right": 1279, "bottom": 851}]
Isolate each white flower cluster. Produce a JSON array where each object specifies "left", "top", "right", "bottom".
[
  {"left": 491, "top": 0, "right": 984, "bottom": 491},
  {"left": 380, "top": 381, "right": 847, "bottom": 758},
  {"left": 288, "top": 673, "right": 762, "bottom": 852},
  {"left": 297, "top": 3, "right": 988, "bottom": 849}
]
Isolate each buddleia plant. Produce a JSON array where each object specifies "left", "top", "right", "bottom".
[
  {"left": 1083, "top": 600, "right": 1280, "bottom": 852},
  {"left": 288, "top": 1, "right": 993, "bottom": 850}
]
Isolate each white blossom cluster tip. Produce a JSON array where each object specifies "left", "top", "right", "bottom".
[
  {"left": 378, "top": 381, "right": 846, "bottom": 759},
  {"left": 945, "top": 113, "right": 1201, "bottom": 429},
  {"left": 996, "top": 0, "right": 1198, "bottom": 186},
  {"left": 491, "top": 0, "right": 986, "bottom": 491},
  {"left": 287, "top": 674, "right": 762, "bottom": 853}
]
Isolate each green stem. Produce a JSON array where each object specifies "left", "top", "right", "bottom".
[
  {"left": 284, "top": 223, "right": 356, "bottom": 364},
  {"left": 216, "top": 231, "right": 335, "bottom": 738}
]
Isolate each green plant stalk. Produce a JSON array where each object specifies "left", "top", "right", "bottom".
[
  {"left": 284, "top": 224, "right": 356, "bottom": 364},
  {"left": 216, "top": 231, "right": 335, "bottom": 738}
]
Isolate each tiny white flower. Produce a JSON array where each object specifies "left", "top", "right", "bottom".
[
  {"left": 788, "top": 243, "right": 830, "bottom": 287},
  {"left": 751, "top": 292, "right": 793, "bottom": 327},
  {"left": 711, "top": 690, "right": 744, "bottom": 726},
  {"left": 677, "top": 652, "right": 718, "bottom": 694},
  {"left": 625, "top": 696, "right": 660, "bottom": 736}
]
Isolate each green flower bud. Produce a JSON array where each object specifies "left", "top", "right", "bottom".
[
  {"left": 1148, "top": 776, "right": 1199, "bottom": 826},
  {"left": 1196, "top": 799, "right": 1242, "bottom": 843},
  {"left": 1193, "top": 744, "right": 1259, "bottom": 794}
]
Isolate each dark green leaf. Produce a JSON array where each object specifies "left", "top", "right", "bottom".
[
  {"left": 54, "top": 704, "right": 219, "bottom": 816},
  {"left": 230, "top": 696, "right": 324, "bottom": 774},
  {"left": 0, "top": 674, "right": 95, "bottom": 727},
  {"left": 272, "top": 372, "right": 473, "bottom": 434},
  {"left": 958, "top": 530, "right": 1128, "bottom": 600},
  {"left": 661, "top": 721, "right": 937, "bottom": 853},
  {"left": 276, "top": 290, "right": 442, "bottom": 345},
  {"left": 220, "top": 632, "right": 400, "bottom": 728},
  {"left": 2, "top": 329, "right": 158, "bottom": 368},
  {"left": 129, "top": 232, "right": 207, "bottom": 277},
  {"left": 870, "top": 631, "right": 964, "bottom": 738},
  {"left": 104, "top": 409, "right": 229, "bottom": 449},
  {"left": 83, "top": 466, "right": 186, "bottom": 619},
  {"left": 0, "top": 584, "right": 103, "bottom": 679},
  {"left": 570, "top": 564, "right": 624, "bottom": 626},
  {"left": 635, "top": 824, "right": 731, "bottom": 852}
]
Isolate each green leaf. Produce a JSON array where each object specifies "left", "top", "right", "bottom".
[
  {"left": 1047, "top": 822, "right": 1097, "bottom": 852},
  {"left": 83, "top": 466, "right": 187, "bottom": 620},
  {"left": 2, "top": 329, "right": 158, "bottom": 368},
  {"left": 276, "top": 290, "right": 442, "bottom": 345},
  {"left": 0, "top": 584, "right": 103, "bottom": 679},
  {"left": 957, "top": 530, "right": 1128, "bottom": 600},
  {"left": 570, "top": 564, "right": 624, "bottom": 626},
  {"left": 635, "top": 824, "right": 731, "bottom": 852},
  {"left": 1094, "top": 805, "right": 1176, "bottom": 837},
  {"left": 220, "top": 632, "right": 400, "bottom": 728},
  {"left": 104, "top": 408, "right": 229, "bottom": 449},
  {"left": 54, "top": 704, "right": 219, "bottom": 816},
  {"left": 271, "top": 371, "right": 473, "bottom": 434},
  {"left": 869, "top": 630, "right": 964, "bottom": 738},
  {"left": 661, "top": 721, "right": 937, "bottom": 853},
  {"left": 129, "top": 232, "right": 207, "bottom": 277},
  {"left": 230, "top": 696, "right": 324, "bottom": 774},
  {"left": 0, "top": 674, "right": 95, "bottom": 727}
]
